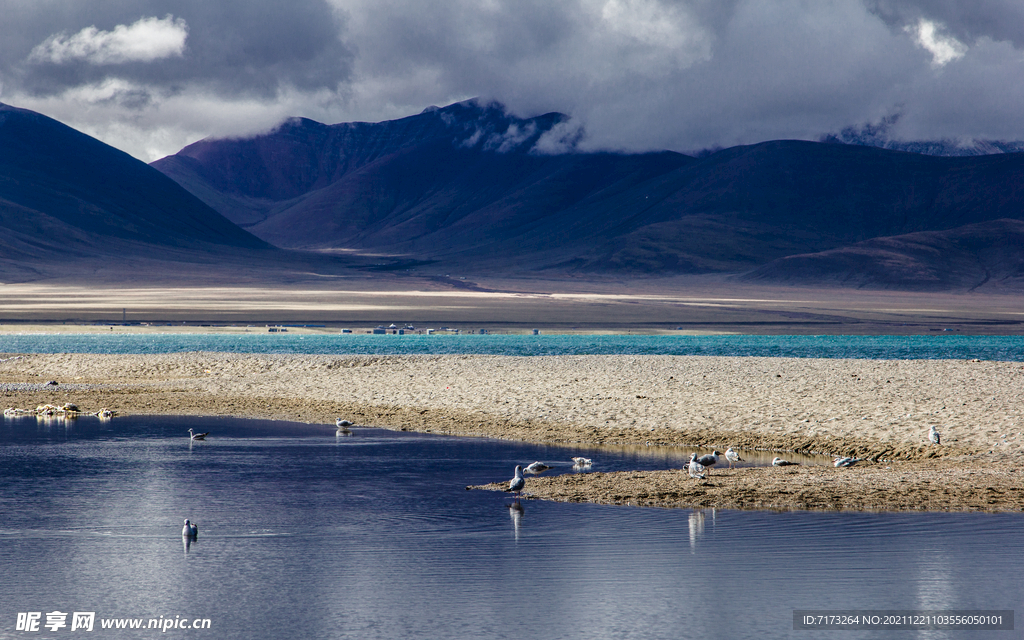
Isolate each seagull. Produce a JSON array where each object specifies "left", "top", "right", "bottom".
[
  {"left": 336, "top": 419, "right": 353, "bottom": 428},
  {"left": 833, "top": 456, "right": 860, "bottom": 467},
  {"left": 687, "top": 453, "right": 706, "bottom": 479},
  {"left": 523, "top": 461, "right": 551, "bottom": 474},
  {"left": 695, "top": 450, "right": 721, "bottom": 475},
  {"left": 182, "top": 519, "right": 198, "bottom": 537},
  {"left": 508, "top": 465, "right": 525, "bottom": 498},
  {"left": 571, "top": 457, "right": 592, "bottom": 467},
  {"left": 929, "top": 426, "right": 941, "bottom": 445},
  {"left": 725, "top": 447, "right": 743, "bottom": 468},
  {"left": 772, "top": 457, "right": 799, "bottom": 466},
  {"left": 188, "top": 428, "right": 209, "bottom": 441}
]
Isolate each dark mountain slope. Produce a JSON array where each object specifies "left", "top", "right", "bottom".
[
  {"left": 0, "top": 103, "right": 270, "bottom": 255},
  {"left": 743, "top": 219, "right": 1024, "bottom": 290},
  {"left": 563, "top": 141, "right": 1024, "bottom": 274}
]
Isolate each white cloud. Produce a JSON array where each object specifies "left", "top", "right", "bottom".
[
  {"left": 905, "top": 18, "right": 967, "bottom": 67},
  {"left": 29, "top": 15, "right": 188, "bottom": 65},
  {"left": 599, "top": 0, "right": 712, "bottom": 65},
  {"left": 11, "top": 81, "right": 346, "bottom": 162}
]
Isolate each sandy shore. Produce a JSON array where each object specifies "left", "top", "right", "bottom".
[{"left": 3, "top": 352, "right": 1022, "bottom": 512}]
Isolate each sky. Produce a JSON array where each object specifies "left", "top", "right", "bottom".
[{"left": 2, "top": 0, "right": 1023, "bottom": 162}]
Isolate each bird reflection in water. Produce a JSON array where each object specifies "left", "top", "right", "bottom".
[
  {"left": 182, "top": 535, "right": 196, "bottom": 555},
  {"left": 508, "top": 502, "right": 524, "bottom": 541},
  {"left": 688, "top": 510, "right": 705, "bottom": 552},
  {"left": 688, "top": 508, "right": 716, "bottom": 552}
]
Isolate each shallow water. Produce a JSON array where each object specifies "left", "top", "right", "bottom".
[
  {"left": 1, "top": 333, "right": 1023, "bottom": 360},
  {"left": 0, "top": 415, "right": 1019, "bottom": 639}
]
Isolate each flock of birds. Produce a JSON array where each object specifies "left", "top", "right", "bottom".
[
  {"left": 507, "top": 457, "right": 593, "bottom": 498},
  {"left": 506, "top": 424, "right": 946, "bottom": 495},
  {"left": 3, "top": 404, "right": 114, "bottom": 419}
]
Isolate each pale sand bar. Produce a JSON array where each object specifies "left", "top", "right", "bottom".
[{"left": 3, "top": 352, "right": 1022, "bottom": 511}]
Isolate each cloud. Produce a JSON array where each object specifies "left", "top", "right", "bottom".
[
  {"left": 29, "top": 15, "right": 188, "bottom": 65},
  {"left": 904, "top": 18, "right": 967, "bottom": 67},
  {"left": 3, "top": 0, "right": 1024, "bottom": 162}
]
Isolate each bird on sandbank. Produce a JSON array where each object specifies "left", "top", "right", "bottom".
[
  {"left": 508, "top": 465, "right": 525, "bottom": 498},
  {"left": 725, "top": 447, "right": 743, "bottom": 468},
  {"left": 695, "top": 450, "right": 721, "bottom": 475},
  {"left": 523, "top": 461, "right": 551, "bottom": 474},
  {"left": 188, "top": 428, "right": 209, "bottom": 441},
  {"left": 772, "top": 457, "right": 799, "bottom": 467},
  {"left": 929, "top": 426, "right": 941, "bottom": 445},
  {"left": 687, "top": 453, "right": 706, "bottom": 479},
  {"left": 182, "top": 519, "right": 198, "bottom": 537},
  {"left": 833, "top": 456, "right": 860, "bottom": 467}
]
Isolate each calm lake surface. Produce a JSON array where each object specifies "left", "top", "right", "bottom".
[
  {"left": 1, "top": 415, "right": 1020, "bottom": 639},
  {"left": 1, "top": 333, "right": 1023, "bottom": 360}
]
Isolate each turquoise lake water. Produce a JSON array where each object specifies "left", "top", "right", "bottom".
[{"left": 1, "top": 333, "right": 1023, "bottom": 360}]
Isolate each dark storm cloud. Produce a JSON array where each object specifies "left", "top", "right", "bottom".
[{"left": 3, "top": 0, "right": 1024, "bottom": 161}]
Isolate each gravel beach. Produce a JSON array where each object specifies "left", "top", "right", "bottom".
[{"left": 3, "top": 352, "right": 1022, "bottom": 511}]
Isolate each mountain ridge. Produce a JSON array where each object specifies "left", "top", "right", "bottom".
[{"left": 149, "top": 101, "right": 1024, "bottom": 291}]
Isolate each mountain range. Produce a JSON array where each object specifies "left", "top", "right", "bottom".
[
  {"left": 152, "top": 100, "right": 1024, "bottom": 290},
  {"left": 1, "top": 99, "right": 1022, "bottom": 291}
]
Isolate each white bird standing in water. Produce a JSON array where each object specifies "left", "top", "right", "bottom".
[
  {"left": 508, "top": 465, "right": 525, "bottom": 498},
  {"left": 336, "top": 419, "right": 353, "bottom": 428},
  {"left": 182, "top": 519, "right": 198, "bottom": 537},
  {"left": 725, "top": 447, "right": 743, "bottom": 468},
  {"left": 523, "top": 461, "right": 550, "bottom": 474},
  {"left": 188, "top": 428, "right": 208, "bottom": 441},
  {"left": 929, "top": 426, "right": 941, "bottom": 445}
]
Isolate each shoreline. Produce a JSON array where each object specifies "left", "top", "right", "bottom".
[{"left": 3, "top": 352, "right": 1022, "bottom": 512}]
